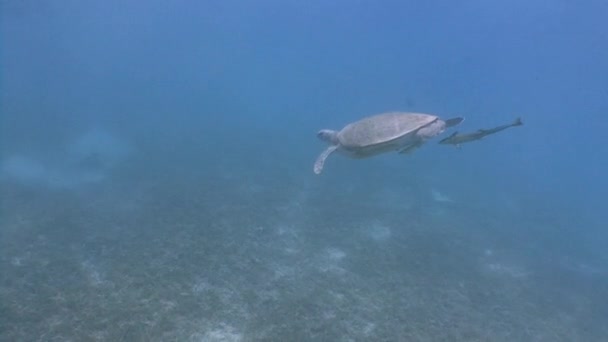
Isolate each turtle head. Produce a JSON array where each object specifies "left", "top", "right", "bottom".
[{"left": 317, "top": 129, "right": 339, "bottom": 145}]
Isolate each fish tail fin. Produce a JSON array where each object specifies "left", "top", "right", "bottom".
[
  {"left": 513, "top": 117, "right": 523, "bottom": 126},
  {"left": 439, "top": 131, "right": 458, "bottom": 145}
]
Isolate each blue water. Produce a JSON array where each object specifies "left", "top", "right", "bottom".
[{"left": 1, "top": 1, "right": 607, "bottom": 340}]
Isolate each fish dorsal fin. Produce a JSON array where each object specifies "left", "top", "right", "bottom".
[{"left": 449, "top": 131, "right": 458, "bottom": 137}]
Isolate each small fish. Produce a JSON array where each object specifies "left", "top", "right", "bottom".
[{"left": 439, "top": 117, "right": 523, "bottom": 147}]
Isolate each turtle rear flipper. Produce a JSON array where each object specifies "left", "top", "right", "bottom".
[
  {"left": 398, "top": 142, "right": 422, "bottom": 154},
  {"left": 445, "top": 117, "right": 465, "bottom": 128},
  {"left": 314, "top": 145, "right": 338, "bottom": 174}
]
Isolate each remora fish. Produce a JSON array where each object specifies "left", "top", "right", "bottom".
[{"left": 439, "top": 117, "right": 523, "bottom": 147}]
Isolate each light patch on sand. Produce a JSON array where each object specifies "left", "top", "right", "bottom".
[
  {"left": 317, "top": 248, "right": 347, "bottom": 275},
  {"left": 343, "top": 316, "right": 378, "bottom": 339},
  {"left": 481, "top": 248, "right": 530, "bottom": 278},
  {"left": 484, "top": 262, "right": 530, "bottom": 278},
  {"left": 431, "top": 188, "right": 453, "bottom": 203},
  {"left": 191, "top": 279, "right": 250, "bottom": 320},
  {"left": 194, "top": 323, "right": 242, "bottom": 342},
  {"left": 322, "top": 309, "right": 337, "bottom": 320},
  {"left": 81, "top": 260, "right": 106, "bottom": 287},
  {"left": 365, "top": 221, "right": 392, "bottom": 242},
  {"left": 326, "top": 247, "right": 346, "bottom": 261},
  {"left": 329, "top": 290, "right": 345, "bottom": 302},
  {"left": 271, "top": 263, "right": 296, "bottom": 280},
  {"left": 11, "top": 257, "right": 23, "bottom": 267},
  {"left": 192, "top": 278, "right": 212, "bottom": 294},
  {"left": 362, "top": 321, "right": 376, "bottom": 336},
  {"left": 559, "top": 256, "right": 607, "bottom": 277},
  {"left": 275, "top": 224, "right": 302, "bottom": 255}
]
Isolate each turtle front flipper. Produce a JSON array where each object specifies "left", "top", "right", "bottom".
[{"left": 314, "top": 145, "right": 338, "bottom": 174}]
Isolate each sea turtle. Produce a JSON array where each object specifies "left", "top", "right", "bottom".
[{"left": 313, "top": 112, "right": 464, "bottom": 174}]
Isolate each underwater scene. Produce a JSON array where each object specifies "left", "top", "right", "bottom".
[{"left": 1, "top": 1, "right": 607, "bottom": 341}]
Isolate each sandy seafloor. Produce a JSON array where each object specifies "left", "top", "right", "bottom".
[{"left": 1, "top": 154, "right": 607, "bottom": 342}]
